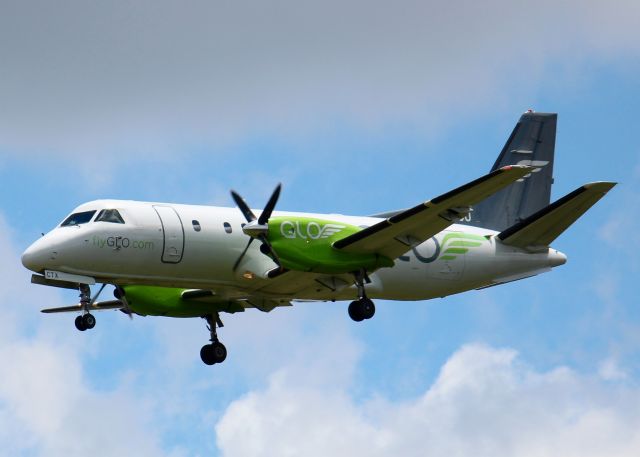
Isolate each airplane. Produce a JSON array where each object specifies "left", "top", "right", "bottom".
[{"left": 21, "top": 111, "right": 615, "bottom": 366}]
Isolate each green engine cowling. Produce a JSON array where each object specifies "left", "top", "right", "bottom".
[
  {"left": 267, "top": 216, "right": 393, "bottom": 274},
  {"left": 121, "top": 286, "right": 245, "bottom": 317}
]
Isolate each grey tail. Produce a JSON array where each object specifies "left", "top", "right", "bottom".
[{"left": 459, "top": 111, "right": 557, "bottom": 232}]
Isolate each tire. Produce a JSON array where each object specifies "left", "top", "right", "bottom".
[
  {"left": 361, "top": 298, "right": 375, "bottom": 320},
  {"left": 82, "top": 313, "right": 96, "bottom": 329},
  {"left": 211, "top": 342, "right": 227, "bottom": 364},
  {"left": 200, "top": 344, "right": 217, "bottom": 365},
  {"left": 348, "top": 301, "right": 365, "bottom": 322},
  {"left": 75, "top": 315, "right": 86, "bottom": 331}
]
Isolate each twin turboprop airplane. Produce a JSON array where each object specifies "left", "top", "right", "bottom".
[{"left": 21, "top": 112, "right": 615, "bottom": 365}]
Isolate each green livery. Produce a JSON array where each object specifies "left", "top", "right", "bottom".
[
  {"left": 439, "top": 232, "right": 486, "bottom": 260},
  {"left": 267, "top": 216, "right": 394, "bottom": 273},
  {"left": 123, "top": 286, "right": 245, "bottom": 318}
]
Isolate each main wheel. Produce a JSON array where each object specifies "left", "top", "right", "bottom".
[
  {"left": 211, "top": 342, "right": 227, "bottom": 363},
  {"left": 348, "top": 300, "right": 365, "bottom": 322},
  {"left": 361, "top": 298, "right": 375, "bottom": 320},
  {"left": 200, "top": 344, "right": 217, "bottom": 365},
  {"left": 82, "top": 313, "right": 96, "bottom": 329},
  {"left": 75, "top": 315, "right": 87, "bottom": 331}
]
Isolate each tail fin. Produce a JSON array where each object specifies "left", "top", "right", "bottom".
[
  {"left": 498, "top": 181, "right": 616, "bottom": 251},
  {"left": 460, "top": 111, "right": 557, "bottom": 231}
]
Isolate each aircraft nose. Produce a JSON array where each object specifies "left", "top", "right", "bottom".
[
  {"left": 549, "top": 249, "right": 567, "bottom": 267},
  {"left": 21, "top": 238, "right": 55, "bottom": 273}
]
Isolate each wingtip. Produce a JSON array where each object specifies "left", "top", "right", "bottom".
[{"left": 583, "top": 181, "right": 618, "bottom": 192}]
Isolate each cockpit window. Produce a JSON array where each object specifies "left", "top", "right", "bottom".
[
  {"left": 95, "top": 209, "right": 125, "bottom": 224},
  {"left": 60, "top": 210, "right": 97, "bottom": 227}
]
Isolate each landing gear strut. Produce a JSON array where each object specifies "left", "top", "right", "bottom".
[
  {"left": 348, "top": 270, "right": 375, "bottom": 322},
  {"left": 200, "top": 313, "right": 227, "bottom": 365},
  {"left": 74, "top": 284, "right": 97, "bottom": 331}
]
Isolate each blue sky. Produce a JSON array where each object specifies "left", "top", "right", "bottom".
[{"left": 1, "top": 1, "right": 640, "bottom": 456}]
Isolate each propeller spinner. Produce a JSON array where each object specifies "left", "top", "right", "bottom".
[{"left": 230, "top": 184, "right": 283, "bottom": 272}]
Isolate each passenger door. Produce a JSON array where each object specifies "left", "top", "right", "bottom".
[{"left": 153, "top": 206, "right": 185, "bottom": 263}]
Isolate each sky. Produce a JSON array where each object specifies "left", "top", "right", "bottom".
[{"left": 1, "top": 1, "right": 640, "bottom": 455}]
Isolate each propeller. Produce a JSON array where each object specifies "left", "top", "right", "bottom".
[
  {"left": 230, "top": 184, "right": 283, "bottom": 272},
  {"left": 114, "top": 285, "right": 134, "bottom": 319}
]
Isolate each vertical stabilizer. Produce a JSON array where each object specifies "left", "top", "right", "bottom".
[{"left": 460, "top": 111, "right": 557, "bottom": 231}]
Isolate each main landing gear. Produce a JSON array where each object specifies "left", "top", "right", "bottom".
[
  {"left": 348, "top": 270, "right": 376, "bottom": 322},
  {"left": 74, "top": 284, "right": 97, "bottom": 331},
  {"left": 200, "top": 313, "right": 228, "bottom": 366}
]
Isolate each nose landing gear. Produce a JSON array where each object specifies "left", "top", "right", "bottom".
[
  {"left": 200, "top": 313, "right": 227, "bottom": 365},
  {"left": 73, "top": 283, "right": 103, "bottom": 332},
  {"left": 348, "top": 270, "right": 376, "bottom": 322}
]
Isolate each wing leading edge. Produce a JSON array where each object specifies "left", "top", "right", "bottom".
[{"left": 333, "top": 165, "right": 533, "bottom": 259}]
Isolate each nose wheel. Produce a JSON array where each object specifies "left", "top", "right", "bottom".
[
  {"left": 348, "top": 270, "right": 376, "bottom": 322},
  {"left": 73, "top": 284, "right": 103, "bottom": 332},
  {"left": 200, "top": 313, "right": 227, "bottom": 365},
  {"left": 74, "top": 313, "right": 96, "bottom": 331}
]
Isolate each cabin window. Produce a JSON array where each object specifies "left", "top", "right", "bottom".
[
  {"left": 192, "top": 220, "right": 202, "bottom": 232},
  {"left": 60, "top": 210, "right": 96, "bottom": 227},
  {"left": 95, "top": 209, "right": 125, "bottom": 224},
  {"left": 224, "top": 222, "right": 232, "bottom": 234}
]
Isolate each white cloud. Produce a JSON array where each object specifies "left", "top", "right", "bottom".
[
  {"left": 598, "top": 358, "right": 628, "bottom": 381},
  {"left": 216, "top": 343, "right": 640, "bottom": 457},
  {"left": 0, "top": 339, "right": 165, "bottom": 456},
  {"left": 0, "top": 1, "right": 638, "bottom": 161}
]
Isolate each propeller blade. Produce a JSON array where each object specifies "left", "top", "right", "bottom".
[
  {"left": 232, "top": 238, "right": 254, "bottom": 272},
  {"left": 230, "top": 190, "right": 257, "bottom": 222},
  {"left": 120, "top": 294, "right": 134, "bottom": 320},
  {"left": 114, "top": 286, "right": 134, "bottom": 320},
  {"left": 258, "top": 183, "right": 282, "bottom": 225},
  {"left": 258, "top": 234, "right": 283, "bottom": 270}
]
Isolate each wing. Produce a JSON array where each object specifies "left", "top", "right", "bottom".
[
  {"left": 333, "top": 165, "right": 533, "bottom": 259},
  {"left": 41, "top": 300, "right": 124, "bottom": 313},
  {"left": 180, "top": 289, "right": 292, "bottom": 313}
]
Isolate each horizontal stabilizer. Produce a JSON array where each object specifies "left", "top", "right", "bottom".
[
  {"left": 41, "top": 300, "right": 124, "bottom": 313},
  {"left": 498, "top": 181, "right": 616, "bottom": 250}
]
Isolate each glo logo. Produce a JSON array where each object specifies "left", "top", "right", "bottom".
[{"left": 280, "top": 221, "right": 346, "bottom": 240}]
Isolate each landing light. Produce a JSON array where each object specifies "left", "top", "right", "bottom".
[{"left": 242, "top": 271, "right": 255, "bottom": 280}]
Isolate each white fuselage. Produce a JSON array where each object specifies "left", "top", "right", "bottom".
[{"left": 21, "top": 199, "right": 567, "bottom": 302}]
